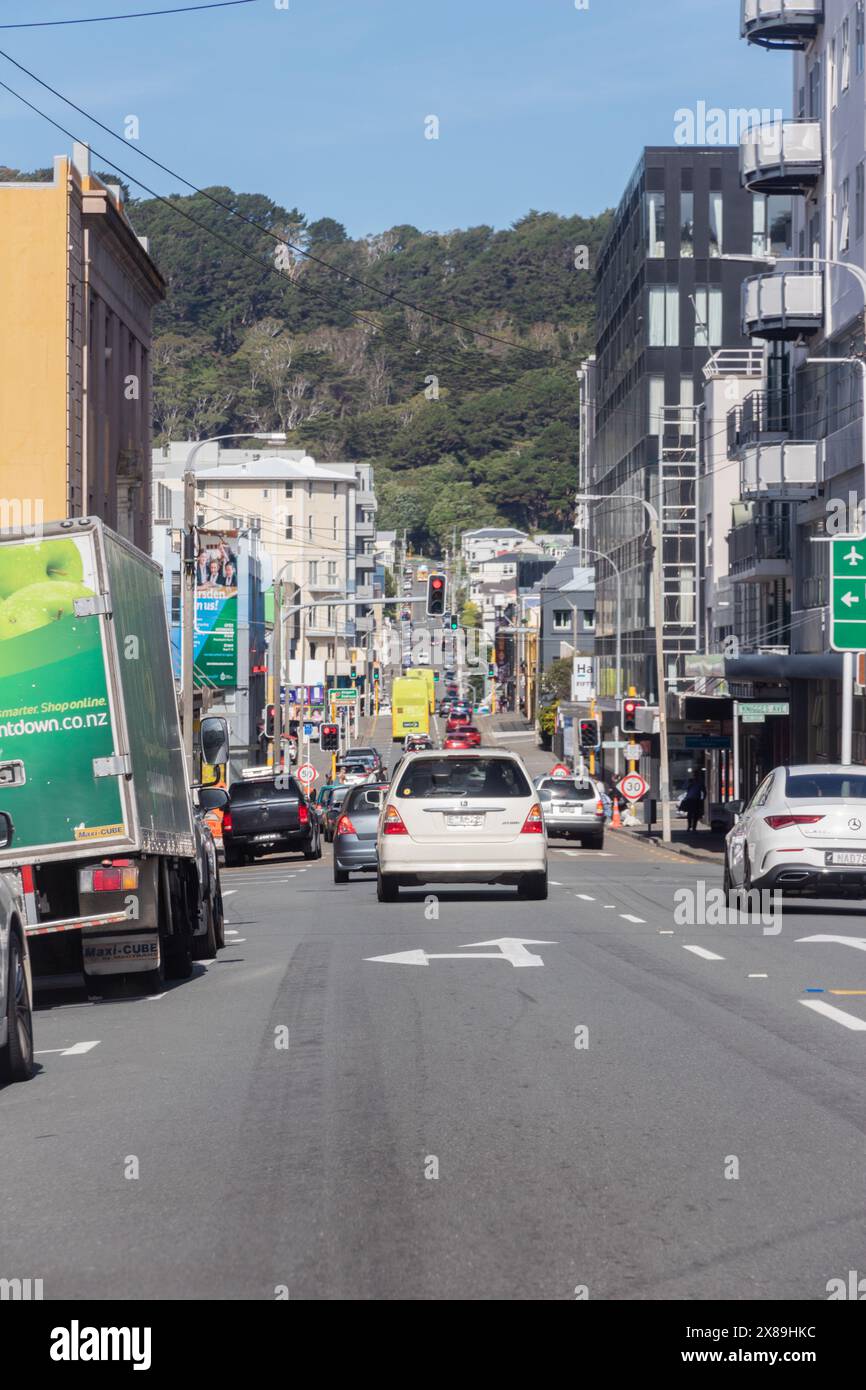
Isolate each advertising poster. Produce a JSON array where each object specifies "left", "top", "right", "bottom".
[{"left": 195, "top": 530, "right": 238, "bottom": 689}]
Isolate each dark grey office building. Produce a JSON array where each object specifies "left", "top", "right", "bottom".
[{"left": 583, "top": 146, "right": 757, "bottom": 702}]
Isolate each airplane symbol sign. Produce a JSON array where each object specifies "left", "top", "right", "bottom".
[{"left": 831, "top": 538, "right": 866, "bottom": 651}]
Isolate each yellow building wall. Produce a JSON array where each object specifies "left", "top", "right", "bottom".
[{"left": 0, "top": 167, "right": 70, "bottom": 524}]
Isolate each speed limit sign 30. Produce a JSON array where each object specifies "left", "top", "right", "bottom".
[{"left": 618, "top": 772, "right": 648, "bottom": 802}]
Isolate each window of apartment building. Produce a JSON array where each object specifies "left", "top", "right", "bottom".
[
  {"left": 327, "top": 560, "right": 337, "bottom": 582},
  {"left": 231, "top": 516, "right": 243, "bottom": 529},
  {"left": 583, "top": 610, "right": 596, "bottom": 630},
  {"left": 645, "top": 191, "right": 665, "bottom": 257},
  {"left": 693, "top": 289, "right": 723, "bottom": 348},
  {"left": 648, "top": 286, "right": 679, "bottom": 346},
  {"left": 839, "top": 177, "right": 851, "bottom": 253},
  {"left": 249, "top": 515, "right": 261, "bottom": 533},
  {"left": 285, "top": 516, "right": 293, "bottom": 540},
  {"left": 197, "top": 480, "right": 205, "bottom": 494},
  {"left": 332, "top": 516, "right": 339, "bottom": 540},
  {"left": 808, "top": 59, "right": 821, "bottom": 119},
  {"left": 809, "top": 208, "right": 822, "bottom": 261},
  {"left": 842, "top": 17, "right": 851, "bottom": 92},
  {"left": 552, "top": 609, "right": 574, "bottom": 632},
  {"left": 196, "top": 512, "right": 205, "bottom": 527},
  {"left": 307, "top": 482, "right": 314, "bottom": 498},
  {"left": 648, "top": 376, "right": 665, "bottom": 435},
  {"left": 308, "top": 516, "right": 314, "bottom": 540},
  {"left": 223, "top": 489, "right": 230, "bottom": 500},
  {"left": 285, "top": 482, "right": 293, "bottom": 497},
  {"left": 858, "top": 3, "right": 865, "bottom": 76},
  {"left": 680, "top": 192, "right": 694, "bottom": 258},
  {"left": 830, "top": 37, "right": 837, "bottom": 107},
  {"left": 170, "top": 571, "right": 181, "bottom": 627},
  {"left": 857, "top": 162, "right": 865, "bottom": 241},
  {"left": 327, "top": 606, "right": 336, "bottom": 628},
  {"left": 309, "top": 559, "right": 318, "bottom": 584},
  {"left": 333, "top": 483, "right": 338, "bottom": 498},
  {"left": 708, "top": 193, "right": 723, "bottom": 257},
  {"left": 262, "top": 488, "right": 270, "bottom": 499},
  {"left": 680, "top": 376, "right": 695, "bottom": 435}
]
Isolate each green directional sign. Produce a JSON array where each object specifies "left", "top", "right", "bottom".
[{"left": 831, "top": 538, "right": 866, "bottom": 651}]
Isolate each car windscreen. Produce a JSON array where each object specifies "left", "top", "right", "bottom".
[
  {"left": 395, "top": 757, "right": 530, "bottom": 800},
  {"left": 228, "top": 780, "right": 300, "bottom": 802},
  {"left": 330, "top": 787, "right": 350, "bottom": 806},
  {"left": 538, "top": 780, "right": 596, "bottom": 801},
  {"left": 786, "top": 772, "right": 866, "bottom": 798}
]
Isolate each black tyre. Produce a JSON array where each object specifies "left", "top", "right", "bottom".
[
  {"left": 377, "top": 872, "right": 399, "bottom": 902},
  {"left": 334, "top": 868, "right": 350, "bottom": 884},
  {"left": 224, "top": 848, "right": 241, "bottom": 868},
  {"left": 192, "top": 894, "right": 218, "bottom": 961},
  {"left": 518, "top": 873, "right": 548, "bottom": 901},
  {"left": 213, "top": 886, "right": 226, "bottom": 950},
  {"left": 723, "top": 854, "right": 737, "bottom": 909},
  {"left": 586, "top": 833, "right": 605, "bottom": 850},
  {"left": 0, "top": 931, "right": 34, "bottom": 1083},
  {"left": 303, "top": 837, "right": 318, "bottom": 860}
]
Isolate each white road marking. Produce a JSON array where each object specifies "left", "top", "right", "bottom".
[
  {"left": 36, "top": 1040, "right": 101, "bottom": 1057},
  {"left": 748, "top": 973, "right": 769, "bottom": 979},
  {"left": 366, "top": 937, "right": 556, "bottom": 968},
  {"left": 575, "top": 894, "right": 595, "bottom": 901},
  {"left": 550, "top": 881, "right": 563, "bottom": 886},
  {"left": 222, "top": 889, "right": 237, "bottom": 896},
  {"left": 231, "top": 938, "right": 247, "bottom": 943},
  {"left": 683, "top": 945, "right": 724, "bottom": 961},
  {"left": 800, "top": 999, "right": 866, "bottom": 1031},
  {"left": 144, "top": 993, "right": 167, "bottom": 1001},
  {"left": 659, "top": 930, "right": 674, "bottom": 935},
  {"left": 620, "top": 914, "right": 646, "bottom": 924},
  {"left": 797, "top": 934, "right": 866, "bottom": 953}
]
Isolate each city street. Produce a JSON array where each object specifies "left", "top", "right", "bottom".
[{"left": 3, "top": 716, "right": 866, "bottom": 1302}]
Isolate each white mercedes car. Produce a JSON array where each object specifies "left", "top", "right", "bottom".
[
  {"left": 725, "top": 763, "right": 866, "bottom": 901},
  {"left": 0, "top": 812, "right": 34, "bottom": 1085},
  {"left": 376, "top": 750, "right": 547, "bottom": 901}
]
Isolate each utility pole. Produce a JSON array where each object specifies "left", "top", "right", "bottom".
[
  {"left": 181, "top": 468, "right": 197, "bottom": 783},
  {"left": 649, "top": 511, "right": 673, "bottom": 844},
  {"left": 272, "top": 577, "right": 283, "bottom": 769}
]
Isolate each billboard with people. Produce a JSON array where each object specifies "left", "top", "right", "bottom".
[{"left": 195, "top": 531, "right": 238, "bottom": 689}]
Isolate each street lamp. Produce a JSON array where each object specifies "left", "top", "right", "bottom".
[
  {"left": 576, "top": 493, "right": 672, "bottom": 843},
  {"left": 181, "top": 432, "right": 286, "bottom": 780}
]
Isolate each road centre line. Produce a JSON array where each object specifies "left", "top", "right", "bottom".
[
  {"left": 683, "top": 945, "right": 725, "bottom": 961},
  {"left": 620, "top": 914, "right": 646, "bottom": 924},
  {"left": 575, "top": 894, "right": 595, "bottom": 901}
]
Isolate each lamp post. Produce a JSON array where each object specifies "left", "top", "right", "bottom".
[
  {"left": 576, "top": 493, "right": 671, "bottom": 843},
  {"left": 181, "top": 431, "right": 286, "bottom": 781}
]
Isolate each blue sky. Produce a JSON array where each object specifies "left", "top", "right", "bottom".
[{"left": 0, "top": 0, "right": 791, "bottom": 235}]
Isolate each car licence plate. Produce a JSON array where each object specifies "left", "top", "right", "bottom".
[
  {"left": 446, "top": 814, "right": 483, "bottom": 828},
  {"left": 826, "top": 850, "right": 866, "bottom": 866},
  {"left": 253, "top": 834, "right": 279, "bottom": 843}
]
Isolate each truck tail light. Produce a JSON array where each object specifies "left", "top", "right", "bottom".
[
  {"left": 298, "top": 802, "right": 309, "bottom": 825},
  {"left": 222, "top": 810, "right": 233, "bottom": 834},
  {"left": 764, "top": 814, "right": 824, "bottom": 830},
  {"left": 383, "top": 804, "right": 408, "bottom": 834},
  {"left": 521, "top": 804, "right": 544, "bottom": 834},
  {"left": 79, "top": 863, "right": 139, "bottom": 893},
  {"left": 336, "top": 814, "right": 357, "bottom": 836}
]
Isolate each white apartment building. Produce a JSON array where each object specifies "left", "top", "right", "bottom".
[{"left": 152, "top": 443, "right": 363, "bottom": 680}]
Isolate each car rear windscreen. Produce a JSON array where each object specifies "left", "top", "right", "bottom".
[
  {"left": 786, "top": 772, "right": 866, "bottom": 798},
  {"left": 539, "top": 780, "right": 596, "bottom": 801},
  {"left": 228, "top": 780, "right": 301, "bottom": 802},
  {"left": 396, "top": 757, "right": 530, "bottom": 799},
  {"left": 347, "top": 785, "right": 388, "bottom": 811}
]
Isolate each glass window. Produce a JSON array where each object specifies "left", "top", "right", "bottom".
[
  {"left": 842, "top": 17, "right": 851, "bottom": 91},
  {"left": 327, "top": 560, "right": 337, "bottom": 581},
  {"left": 285, "top": 516, "right": 293, "bottom": 540},
  {"left": 857, "top": 2, "right": 865, "bottom": 76},
  {"left": 680, "top": 376, "right": 695, "bottom": 435},
  {"left": 680, "top": 192, "right": 694, "bottom": 258},
  {"left": 840, "top": 177, "right": 851, "bottom": 253},
  {"left": 709, "top": 193, "right": 723, "bottom": 257},
  {"left": 552, "top": 609, "right": 573, "bottom": 631},
  {"left": 285, "top": 481, "right": 293, "bottom": 497},
  {"left": 395, "top": 756, "right": 531, "bottom": 799},
  {"left": 830, "top": 37, "right": 837, "bottom": 107},
  {"left": 649, "top": 376, "right": 665, "bottom": 436},
  {"left": 808, "top": 59, "right": 821, "bottom": 119},
  {"left": 857, "top": 162, "right": 865, "bottom": 241},
  {"left": 583, "top": 610, "right": 595, "bottom": 630},
  {"left": 309, "top": 559, "right": 318, "bottom": 583},
  {"left": 786, "top": 771, "right": 866, "bottom": 798},
  {"left": 693, "top": 289, "right": 723, "bottom": 348},
  {"left": 645, "top": 191, "right": 665, "bottom": 257},
  {"left": 648, "top": 287, "right": 679, "bottom": 346}
]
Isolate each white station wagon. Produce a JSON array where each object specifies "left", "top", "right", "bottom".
[{"left": 376, "top": 750, "right": 547, "bottom": 901}]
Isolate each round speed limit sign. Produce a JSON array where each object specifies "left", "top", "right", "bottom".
[
  {"left": 297, "top": 763, "right": 318, "bottom": 786},
  {"left": 618, "top": 772, "right": 648, "bottom": 802}
]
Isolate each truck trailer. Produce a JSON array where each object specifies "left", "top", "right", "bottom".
[{"left": 0, "top": 518, "right": 203, "bottom": 992}]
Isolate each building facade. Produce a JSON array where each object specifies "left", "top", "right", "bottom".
[{"left": 0, "top": 144, "right": 165, "bottom": 551}]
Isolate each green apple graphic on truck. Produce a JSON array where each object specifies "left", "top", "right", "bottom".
[{"left": 0, "top": 539, "right": 94, "bottom": 636}]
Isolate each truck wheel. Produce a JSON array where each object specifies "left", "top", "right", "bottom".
[
  {"left": 0, "top": 932, "right": 34, "bottom": 1083},
  {"left": 192, "top": 896, "right": 217, "bottom": 961},
  {"left": 213, "top": 887, "right": 226, "bottom": 949},
  {"left": 377, "top": 872, "right": 399, "bottom": 902}
]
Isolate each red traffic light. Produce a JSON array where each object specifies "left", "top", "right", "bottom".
[{"left": 432, "top": 577, "right": 443, "bottom": 589}]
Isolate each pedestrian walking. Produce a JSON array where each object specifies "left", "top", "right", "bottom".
[{"left": 682, "top": 774, "right": 706, "bottom": 833}]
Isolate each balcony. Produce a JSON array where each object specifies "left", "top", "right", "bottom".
[
  {"left": 729, "top": 389, "right": 791, "bottom": 455},
  {"left": 728, "top": 512, "right": 791, "bottom": 582},
  {"left": 742, "top": 272, "right": 822, "bottom": 340},
  {"left": 307, "top": 576, "right": 343, "bottom": 593},
  {"left": 739, "top": 440, "right": 819, "bottom": 499},
  {"left": 740, "top": 0, "right": 823, "bottom": 50},
  {"left": 355, "top": 550, "right": 375, "bottom": 570},
  {"left": 740, "top": 119, "right": 822, "bottom": 194}
]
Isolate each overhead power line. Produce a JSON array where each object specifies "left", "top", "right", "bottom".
[{"left": 0, "top": 1, "right": 259, "bottom": 28}]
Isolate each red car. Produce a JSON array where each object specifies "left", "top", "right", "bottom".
[
  {"left": 444, "top": 726, "right": 481, "bottom": 750},
  {"left": 446, "top": 711, "right": 471, "bottom": 732}
]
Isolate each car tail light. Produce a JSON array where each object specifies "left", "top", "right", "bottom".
[
  {"left": 79, "top": 863, "right": 140, "bottom": 893},
  {"left": 764, "top": 814, "right": 824, "bottom": 830},
  {"left": 596, "top": 800, "right": 605, "bottom": 817},
  {"left": 336, "top": 814, "right": 357, "bottom": 836},
  {"left": 222, "top": 810, "right": 233, "bottom": 833},
  {"left": 383, "top": 804, "right": 408, "bottom": 835},
  {"left": 299, "top": 803, "right": 309, "bottom": 825},
  {"left": 521, "top": 804, "right": 544, "bottom": 834}
]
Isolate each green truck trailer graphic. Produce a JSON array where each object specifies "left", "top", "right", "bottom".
[{"left": 0, "top": 537, "right": 125, "bottom": 851}]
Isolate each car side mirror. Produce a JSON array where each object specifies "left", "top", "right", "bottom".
[
  {"left": 0, "top": 811, "right": 14, "bottom": 849},
  {"left": 200, "top": 715, "right": 230, "bottom": 769},
  {"left": 197, "top": 786, "right": 229, "bottom": 812}
]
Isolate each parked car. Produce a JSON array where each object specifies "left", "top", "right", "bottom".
[
  {"left": 376, "top": 750, "right": 547, "bottom": 901},
  {"left": 0, "top": 812, "right": 34, "bottom": 1084},
  {"left": 224, "top": 775, "right": 322, "bottom": 865},
  {"left": 333, "top": 783, "right": 389, "bottom": 883},
  {"left": 536, "top": 775, "right": 606, "bottom": 848},
  {"left": 322, "top": 785, "right": 352, "bottom": 842},
  {"left": 725, "top": 764, "right": 866, "bottom": 902}
]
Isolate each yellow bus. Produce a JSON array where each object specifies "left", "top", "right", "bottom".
[
  {"left": 406, "top": 666, "right": 436, "bottom": 715},
  {"left": 392, "top": 676, "right": 431, "bottom": 742}
]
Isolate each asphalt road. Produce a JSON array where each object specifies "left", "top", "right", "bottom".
[{"left": 3, "top": 716, "right": 866, "bottom": 1301}]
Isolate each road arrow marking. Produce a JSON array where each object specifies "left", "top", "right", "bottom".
[
  {"left": 797, "top": 934, "right": 866, "bottom": 952},
  {"left": 365, "top": 937, "right": 556, "bottom": 968},
  {"left": 842, "top": 591, "right": 861, "bottom": 608}
]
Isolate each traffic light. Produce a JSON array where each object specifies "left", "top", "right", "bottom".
[
  {"left": 426, "top": 572, "right": 446, "bottom": 617},
  {"left": 350, "top": 664, "right": 357, "bottom": 681},
  {"left": 447, "top": 612, "right": 459, "bottom": 632},
  {"left": 621, "top": 697, "right": 647, "bottom": 732},
  {"left": 320, "top": 723, "right": 339, "bottom": 751},
  {"left": 372, "top": 666, "right": 380, "bottom": 682},
  {"left": 264, "top": 704, "right": 275, "bottom": 739},
  {"left": 488, "top": 664, "right": 495, "bottom": 679},
  {"left": 579, "top": 718, "right": 600, "bottom": 751}
]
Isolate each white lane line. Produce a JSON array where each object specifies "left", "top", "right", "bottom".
[
  {"left": 748, "top": 973, "right": 769, "bottom": 979},
  {"left": 603, "top": 904, "right": 616, "bottom": 910},
  {"left": 800, "top": 999, "right": 866, "bottom": 1031},
  {"left": 231, "top": 938, "right": 247, "bottom": 943},
  {"left": 144, "top": 993, "right": 167, "bottom": 1001},
  {"left": 225, "top": 930, "right": 240, "bottom": 936},
  {"left": 222, "top": 889, "right": 237, "bottom": 896},
  {"left": 659, "top": 930, "right": 674, "bottom": 935},
  {"left": 575, "top": 894, "right": 595, "bottom": 901},
  {"left": 550, "top": 881, "right": 563, "bottom": 886},
  {"left": 620, "top": 914, "right": 646, "bottom": 924},
  {"left": 683, "top": 945, "right": 725, "bottom": 961},
  {"left": 36, "top": 1041, "right": 101, "bottom": 1057}
]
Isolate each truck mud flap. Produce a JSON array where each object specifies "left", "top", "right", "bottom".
[{"left": 81, "top": 931, "right": 159, "bottom": 975}]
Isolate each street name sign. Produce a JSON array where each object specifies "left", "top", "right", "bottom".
[
  {"left": 831, "top": 537, "right": 866, "bottom": 651},
  {"left": 328, "top": 687, "right": 358, "bottom": 704}
]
